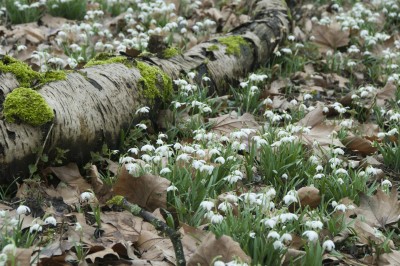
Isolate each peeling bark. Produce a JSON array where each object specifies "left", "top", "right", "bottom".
[{"left": 0, "top": 0, "right": 288, "bottom": 182}]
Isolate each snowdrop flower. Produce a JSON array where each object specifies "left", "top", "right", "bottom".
[
  {"left": 335, "top": 168, "right": 348, "bottom": 175},
  {"left": 80, "top": 192, "right": 95, "bottom": 202},
  {"left": 316, "top": 165, "right": 324, "bottom": 172},
  {"left": 0, "top": 210, "right": 7, "bottom": 218},
  {"left": 160, "top": 168, "right": 172, "bottom": 175},
  {"left": 210, "top": 213, "right": 224, "bottom": 224},
  {"left": 279, "top": 213, "right": 298, "bottom": 223},
  {"left": 305, "top": 220, "right": 323, "bottom": 230},
  {"left": 214, "top": 261, "right": 225, "bottom": 266},
  {"left": 283, "top": 193, "right": 297, "bottom": 205},
  {"left": 200, "top": 201, "right": 215, "bottom": 211},
  {"left": 267, "top": 231, "right": 280, "bottom": 240},
  {"left": 281, "top": 173, "right": 288, "bottom": 180},
  {"left": 2, "top": 243, "right": 16, "bottom": 255},
  {"left": 273, "top": 240, "right": 284, "bottom": 250},
  {"left": 0, "top": 253, "right": 7, "bottom": 264},
  {"left": 334, "top": 204, "right": 347, "bottom": 212},
  {"left": 333, "top": 148, "right": 344, "bottom": 155},
  {"left": 136, "top": 106, "right": 150, "bottom": 114},
  {"left": 261, "top": 218, "right": 277, "bottom": 228},
  {"left": 322, "top": 240, "right": 335, "bottom": 251},
  {"left": 314, "top": 173, "right": 325, "bottom": 179},
  {"left": 167, "top": 185, "right": 178, "bottom": 192},
  {"left": 280, "top": 233, "right": 292, "bottom": 243},
  {"left": 302, "top": 230, "right": 319, "bottom": 242},
  {"left": 382, "top": 180, "right": 392, "bottom": 187},
  {"left": 218, "top": 202, "right": 232, "bottom": 212},
  {"left": 75, "top": 222, "right": 82, "bottom": 231},
  {"left": 30, "top": 223, "right": 42, "bottom": 233},
  {"left": 128, "top": 147, "right": 139, "bottom": 154},
  {"left": 136, "top": 123, "right": 147, "bottom": 130},
  {"left": 187, "top": 72, "right": 196, "bottom": 79},
  {"left": 44, "top": 216, "right": 57, "bottom": 226},
  {"left": 16, "top": 205, "right": 31, "bottom": 215}
]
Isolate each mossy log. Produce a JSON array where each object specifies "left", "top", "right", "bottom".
[{"left": 0, "top": 0, "right": 288, "bottom": 182}]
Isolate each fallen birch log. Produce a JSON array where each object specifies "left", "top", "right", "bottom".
[{"left": 0, "top": 0, "right": 288, "bottom": 182}]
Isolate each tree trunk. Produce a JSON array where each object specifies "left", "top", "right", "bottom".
[{"left": 0, "top": 0, "right": 288, "bottom": 182}]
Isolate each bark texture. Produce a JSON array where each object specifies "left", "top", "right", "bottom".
[{"left": 0, "top": 0, "right": 289, "bottom": 182}]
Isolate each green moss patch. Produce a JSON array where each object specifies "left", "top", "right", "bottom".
[
  {"left": 3, "top": 87, "right": 54, "bottom": 126},
  {"left": 0, "top": 55, "right": 42, "bottom": 87},
  {"left": 0, "top": 55, "right": 66, "bottom": 87},
  {"left": 218, "top": 35, "right": 249, "bottom": 56},
  {"left": 207, "top": 44, "right": 220, "bottom": 51},
  {"left": 42, "top": 70, "right": 67, "bottom": 84},
  {"left": 136, "top": 61, "right": 173, "bottom": 102},
  {"left": 84, "top": 53, "right": 132, "bottom": 68},
  {"left": 163, "top": 47, "right": 180, "bottom": 59}
]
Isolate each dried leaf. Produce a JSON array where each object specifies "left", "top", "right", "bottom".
[
  {"left": 353, "top": 188, "right": 400, "bottom": 228},
  {"left": 209, "top": 112, "right": 259, "bottom": 136},
  {"left": 342, "top": 136, "right": 377, "bottom": 156},
  {"left": 311, "top": 22, "right": 350, "bottom": 53},
  {"left": 100, "top": 211, "right": 142, "bottom": 242},
  {"left": 113, "top": 166, "right": 170, "bottom": 211},
  {"left": 187, "top": 233, "right": 251, "bottom": 265},
  {"left": 297, "top": 102, "right": 325, "bottom": 128},
  {"left": 378, "top": 249, "right": 400, "bottom": 266},
  {"left": 44, "top": 163, "right": 91, "bottom": 192},
  {"left": 376, "top": 80, "right": 397, "bottom": 107},
  {"left": 297, "top": 186, "right": 321, "bottom": 209},
  {"left": 136, "top": 230, "right": 175, "bottom": 263},
  {"left": 297, "top": 122, "right": 344, "bottom": 148}
]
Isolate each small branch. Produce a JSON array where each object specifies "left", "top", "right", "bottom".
[{"left": 107, "top": 196, "right": 186, "bottom": 266}]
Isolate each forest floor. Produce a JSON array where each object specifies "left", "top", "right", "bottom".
[{"left": 1, "top": 0, "right": 400, "bottom": 265}]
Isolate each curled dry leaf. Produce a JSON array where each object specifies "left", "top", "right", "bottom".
[
  {"left": 187, "top": 233, "right": 251, "bottom": 265},
  {"left": 342, "top": 135, "right": 377, "bottom": 156},
  {"left": 135, "top": 230, "right": 175, "bottom": 263},
  {"left": 311, "top": 21, "right": 350, "bottom": 53},
  {"left": 376, "top": 80, "right": 397, "bottom": 107},
  {"left": 297, "top": 186, "right": 321, "bottom": 209},
  {"left": 113, "top": 166, "right": 170, "bottom": 211},
  {"left": 353, "top": 188, "right": 400, "bottom": 228}
]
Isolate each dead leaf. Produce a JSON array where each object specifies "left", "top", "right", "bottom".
[
  {"left": 44, "top": 163, "right": 91, "bottom": 192},
  {"left": 209, "top": 112, "right": 259, "bottom": 136},
  {"left": 187, "top": 233, "right": 251, "bottom": 265},
  {"left": 85, "top": 247, "right": 119, "bottom": 263},
  {"left": 100, "top": 211, "right": 142, "bottom": 242},
  {"left": 136, "top": 230, "right": 175, "bottom": 264},
  {"left": 14, "top": 248, "right": 33, "bottom": 266},
  {"left": 311, "top": 21, "right": 350, "bottom": 53},
  {"left": 378, "top": 249, "right": 400, "bottom": 266},
  {"left": 113, "top": 166, "right": 170, "bottom": 211},
  {"left": 298, "top": 102, "right": 325, "bottom": 128},
  {"left": 353, "top": 188, "right": 400, "bottom": 228},
  {"left": 297, "top": 186, "right": 321, "bottom": 209},
  {"left": 376, "top": 80, "right": 397, "bottom": 107},
  {"left": 342, "top": 136, "right": 377, "bottom": 156},
  {"left": 297, "top": 122, "right": 344, "bottom": 148}
]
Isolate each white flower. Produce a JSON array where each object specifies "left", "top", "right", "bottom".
[
  {"left": 322, "top": 240, "right": 335, "bottom": 251},
  {"left": 135, "top": 106, "right": 150, "bottom": 114},
  {"left": 261, "top": 218, "right": 277, "bottom": 228},
  {"left": 334, "top": 204, "right": 347, "bottom": 212},
  {"left": 136, "top": 123, "right": 147, "bottom": 130},
  {"left": 167, "top": 185, "right": 178, "bottom": 192},
  {"left": 16, "top": 205, "right": 30, "bottom": 215},
  {"left": 128, "top": 147, "right": 139, "bottom": 154},
  {"left": 30, "top": 223, "right": 42, "bottom": 233},
  {"left": 273, "top": 240, "right": 284, "bottom": 250},
  {"left": 0, "top": 253, "right": 7, "bottom": 264},
  {"left": 249, "top": 232, "right": 256, "bottom": 238},
  {"left": 200, "top": 201, "right": 215, "bottom": 211},
  {"left": 210, "top": 213, "right": 224, "bottom": 224},
  {"left": 141, "top": 144, "right": 155, "bottom": 152},
  {"left": 280, "top": 233, "right": 292, "bottom": 242},
  {"left": 283, "top": 194, "right": 297, "bottom": 205},
  {"left": 214, "top": 157, "right": 226, "bottom": 164},
  {"left": 0, "top": 210, "right": 8, "bottom": 218},
  {"left": 2, "top": 243, "right": 16, "bottom": 255},
  {"left": 80, "top": 192, "right": 95, "bottom": 202},
  {"left": 160, "top": 168, "right": 172, "bottom": 175},
  {"left": 187, "top": 72, "right": 196, "bottom": 79},
  {"left": 44, "top": 216, "right": 57, "bottom": 226},
  {"left": 267, "top": 231, "right": 280, "bottom": 239},
  {"left": 75, "top": 222, "right": 82, "bottom": 231},
  {"left": 305, "top": 220, "right": 323, "bottom": 230},
  {"left": 302, "top": 230, "right": 319, "bottom": 242},
  {"left": 279, "top": 213, "right": 298, "bottom": 223},
  {"left": 382, "top": 180, "right": 392, "bottom": 187},
  {"left": 214, "top": 261, "right": 225, "bottom": 266},
  {"left": 218, "top": 202, "right": 232, "bottom": 212}
]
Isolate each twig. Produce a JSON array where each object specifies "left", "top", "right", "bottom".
[{"left": 107, "top": 196, "right": 186, "bottom": 266}]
